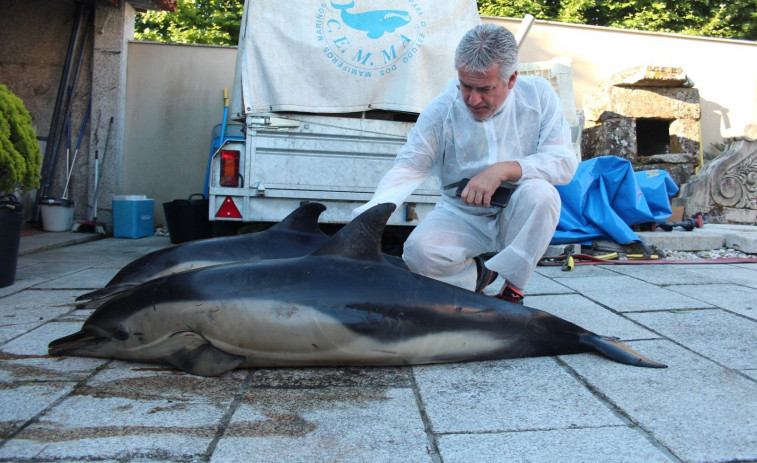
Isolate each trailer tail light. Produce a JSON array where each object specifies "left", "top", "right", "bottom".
[{"left": 220, "top": 149, "right": 240, "bottom": 187}]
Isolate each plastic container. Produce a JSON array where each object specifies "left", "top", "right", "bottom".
[
  {"left": 162, "top": 193, "right": 212, "bottom": 244},
  {"left": 0, "top": 195, "right": 24, "bottom": 288},
  {"left": 113, "top": 195, "right": 154, "bottom": 238},
  {"left": 39, "top": 197, "right": 74, "bottom": 232}
]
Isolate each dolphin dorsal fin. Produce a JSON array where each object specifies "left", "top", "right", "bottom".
[
  {"left": 311, "top": 203, "right": 396, "bottom": 261},
  {"left": 269, "top": 202, "right": 327, "bottom": 235}
]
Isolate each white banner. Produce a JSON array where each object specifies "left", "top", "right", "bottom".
[{"left": 238, "top": 0, "right": 481, "bottom": 114}]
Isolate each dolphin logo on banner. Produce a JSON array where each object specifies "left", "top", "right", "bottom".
[{"left": 331, "top": 1, "right": 411, "bottom": 39}]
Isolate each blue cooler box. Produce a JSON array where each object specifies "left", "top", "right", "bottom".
[{"left": 113, "top": 195, "right": 154, "bottom": 238}]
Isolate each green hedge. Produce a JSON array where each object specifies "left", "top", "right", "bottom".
[{"left": 0, "top": 84, "right": 41, "bottom": 193}]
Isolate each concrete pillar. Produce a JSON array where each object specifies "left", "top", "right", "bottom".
[{"left": 85, "top": 1, "right": 135, "bottom": 229}]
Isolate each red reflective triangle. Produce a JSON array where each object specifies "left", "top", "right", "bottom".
[{"left": 215, "top": 196, "right": 242, "bottom": 219}]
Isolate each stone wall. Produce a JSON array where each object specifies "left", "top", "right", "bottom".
[{"left": 581, "top": 66, "right": 701, "bottom": 186}]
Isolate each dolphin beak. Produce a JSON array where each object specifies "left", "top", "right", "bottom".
[{"left": 48, "top": 330, "right": 110, "bottom": 356}]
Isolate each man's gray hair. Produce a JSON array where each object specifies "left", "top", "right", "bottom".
[{"left": 455, "top": 24, "right": 519, "bottom": 80}]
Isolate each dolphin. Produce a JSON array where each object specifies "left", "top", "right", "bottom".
[
  {"left": 76, "top": 202, "right": 332, "bottom": 304},
  {"left": 331, "top": 1, "right": 411, "bottom": 39},
  {"left": 50, "top": 203, "right": 666, "bottom": 377},
  {"left": 77, "top": 202, "right": 408, "bottom": 309}
]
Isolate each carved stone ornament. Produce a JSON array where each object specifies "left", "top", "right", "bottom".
[
  {"left": 709, "top": 139, "right": 757, "bottom": 209},
  {"left": 673, "top": 137, "right": 757, "bottom": 224}
]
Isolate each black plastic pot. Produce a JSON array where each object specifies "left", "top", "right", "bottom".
[
  {"left": 162, "top": 194, "right": 212, "bottom": 244},
  {"left": 0, "top": 194, "right": 24, "bottom": 288}
]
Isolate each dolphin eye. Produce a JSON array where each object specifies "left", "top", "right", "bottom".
[{"left": 113, "top": 327, "right": 129, "bottom": 341}]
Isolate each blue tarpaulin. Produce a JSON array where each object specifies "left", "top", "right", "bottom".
[{"left": 551, "top": 156, "right": 679, "bottom": 245}]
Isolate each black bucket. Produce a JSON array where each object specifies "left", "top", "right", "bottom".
[
  {"left": 162, "top": 194, "right": 212, "bottom": 244},
  {"left": 0, "top": 194, "right": 24, "bottom": 288}
]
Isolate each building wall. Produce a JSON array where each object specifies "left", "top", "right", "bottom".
[
  {"left": 0, "top": 0, "right": 93, "bottom": 218},
  {"left": 486, "top": 16, "right": 757, "bottom": 148},
  {"left": 0, "top": 0, "right": 134, "bottom": 226},
  {"left": 123, "top": 42, "right": 237, "bottom": 226}
]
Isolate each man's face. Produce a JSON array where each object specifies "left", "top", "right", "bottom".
[{"left": 457, "top": 65, "right": 517, "bottom": 120}]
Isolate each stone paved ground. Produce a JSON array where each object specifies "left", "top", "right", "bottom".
[{"left": 1, "top": 234, "right": 756, "bottom": 462}]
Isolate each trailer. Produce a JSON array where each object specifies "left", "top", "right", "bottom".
[{"left": 208, "top": 1, "right": 581, "bottom": 227}]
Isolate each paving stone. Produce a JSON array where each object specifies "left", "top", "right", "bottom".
[
  {"left": 0, "top": 263, "right": 94, "bottom": 298},
  {"left": 536, "top": 264, "right": 620, "bottom": 279},
  {"left": 598, "top": 264, "right": 728, "bottom": 286},
  {"left": 520, "top": 272, "right": 575, "bottom": 295},
  {"left": 437, "top": 426, "right": 676, "bottom": 463},
  {"left": 17, "top": 232, "right": 101, "bottom": 257},
  {"left": 0, "top": 290, "right": 80, "bottom": 345},
  {"left": 725, "top": 231, "right": 757, "bottom": 254},
  {"left": 0, "top": 382, "right": 76, "bottom": 439},
  {"left": 675, "top": 264, "right": 757, "bottom": 290},
  {"left": 2, "top": 228, "right": 756, "bottom": 462},
  {"left": 732, "top": 263, "right": 757, "bottom": 271},
  {"left": 211, "top": 386, "right": 429, "bottom": 463},
  {"left": 0, "top": 321, "right": 106, "bottom": 382},
  {"left": 19, "top": 239, "right": 165, "bottom": 267},
  {"left": 413, "top": 357, "right": 623, "bottom": 434},
  {"left": 247, "top": 366, "right": 413, "bottom": 388},
  {"left": 556, "top": 275, "right": 712, "bottom": 312},
  {"left": 561, "top": 339, "right": 757, "bottom": 463},
  {"left": 665, "top": 283, "right": 757, "bottom": 320},
  {"left": 637, "top": 229, "right": 726, "bottom": 251},
  {"left": 627, "top": 309, "right": 757, "bottom": 370},
  {"left": 528, "top": 294, "right": 658, "bottom": 341},
  {"left": 0, "top": 367, "right": 245, "bottom": 461},
  {"left": 35, "top": 268, "right": 120, "bottom": 290}
]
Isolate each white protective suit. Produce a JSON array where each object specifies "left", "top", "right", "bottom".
[{"left": 354, "top": 75, "right": 578, "bottom": 291}]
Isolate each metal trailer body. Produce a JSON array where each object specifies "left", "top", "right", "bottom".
[
  {"left": 208, "top": 3, "right": 581, "bottom": 226},
  {"left": 209, "top": 113, "right": 440, "bottom": 226}
]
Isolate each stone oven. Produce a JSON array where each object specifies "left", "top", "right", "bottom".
[{"left": 581, "top": 66, "right": 700, "bottom": 186}]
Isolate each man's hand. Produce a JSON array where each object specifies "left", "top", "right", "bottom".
[{"left": 460, "top": 161, "right": 522, "bottom": 207}]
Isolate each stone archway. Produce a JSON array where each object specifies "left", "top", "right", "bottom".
[{"left": 581, "top": 66, "right": 701, "bottom": 186}]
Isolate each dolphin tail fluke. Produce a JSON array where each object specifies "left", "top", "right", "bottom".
[
  {"left": 580, "top": 334, "right": 667, "bottom": 368},
  {"left": 330, "top": 0, "right": 355, "bottom": 11}
]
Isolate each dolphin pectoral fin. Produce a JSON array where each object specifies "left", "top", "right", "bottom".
[
  {"left": 580, "top": 335, "right": 667, "bottom": 368},
  {"left": 76, "top": 283, "right": 137, "bottom": 302},
  {"left": 162, "top": 332, "right": 245, "bottom": 376},
  {"left": 165, "top": 343, "right": 245, "bottom": 377}
]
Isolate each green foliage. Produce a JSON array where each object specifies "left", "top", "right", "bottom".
[
  {"left": 134, "top": 0, "right": 244, "bottom": 45},
  {"left": 478, "top": 0, "right": 757, "bottom": 41},
  {"left": 134, "top": 0, "right": 756, "bottom": 44},
  {"left": 0, "top": 84, "right": 42, "bottom": 194}
]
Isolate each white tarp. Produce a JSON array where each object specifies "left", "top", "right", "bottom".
[{"left": 237, "top": 0, "right": 481, "bottom": 115}]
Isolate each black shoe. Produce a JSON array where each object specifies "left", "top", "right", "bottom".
[
  {"left": 495, "top": 285, "right": 524, "bottom": 304},
  {"left": 474, "top": 256, "right": 498, "bottom": 292}
]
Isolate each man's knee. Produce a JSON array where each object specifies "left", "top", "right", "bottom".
[
  {"left": 512, "top": 179, "right": 560, "bottom": 216},
  {"left": 403, "top": 233, "right": 466, "bottom": 278}
]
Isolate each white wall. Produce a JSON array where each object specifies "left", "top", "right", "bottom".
[
  {"left": 485, "top": 16, "right": 757, "bottom": 150},
  {"left": 124, "top": 42, "right": 237, "bottom": 224}
]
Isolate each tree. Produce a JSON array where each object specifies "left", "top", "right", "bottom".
[
  {"left": 0, "top": 84, "right": 42, "bottom": 194},
  {"left": 478, "top": 0, "right": 757, "bottom": 41},
  {"left": 134, "top": 1, "right": 756, "bottom": 44},
  {"left": 134, "top": 0, "right": 244, "bottom": 46}
]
